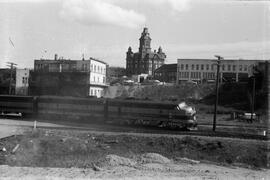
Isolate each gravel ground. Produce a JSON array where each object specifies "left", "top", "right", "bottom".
[{"left": 0, "top": 161, "right": 269, "bottom": 180}]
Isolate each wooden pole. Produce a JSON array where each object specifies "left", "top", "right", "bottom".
[{"left": 213, "top": 56, "right": 222, "bottom": 132}]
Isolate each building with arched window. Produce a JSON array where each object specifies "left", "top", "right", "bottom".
[{"left": 126, "top": 28, "right": 166, "bottom": 76}]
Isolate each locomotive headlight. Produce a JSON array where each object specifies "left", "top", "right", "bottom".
[{"left": 187, "top": 119, "right": 194, "bottom": 124}]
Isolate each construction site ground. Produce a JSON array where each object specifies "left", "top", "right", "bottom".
[{"left": 0, "top": 124, "right": 269, "bottom": 180}]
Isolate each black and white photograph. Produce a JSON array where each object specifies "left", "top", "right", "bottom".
[{"left": 0, "top": 0, "right": 269, "bottom": 179}]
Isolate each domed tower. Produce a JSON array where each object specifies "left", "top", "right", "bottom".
[{"left": 139, "top": 27, "right": 151, "bottom": 54}]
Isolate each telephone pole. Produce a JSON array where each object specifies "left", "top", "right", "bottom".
[
  {"left": 251, "top": 76, "right": 256, "bottom": 122},
  {"left": 6, "top": 62, "right": 17, "bottom": 95},
  {"left": 213, "top": 55, "right": 223, "bottom": 132}
]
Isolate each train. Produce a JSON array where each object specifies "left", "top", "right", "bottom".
[{"left": 0, "top": 95, "right": 197, "bottom": 130}]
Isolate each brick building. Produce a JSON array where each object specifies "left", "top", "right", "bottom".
[
  {"left": 177, "top": 58, "right": 265, "bottom": 84},
  {"left": 126, "top": 28, "right": 166, "bottom": 76},
  {"left": 154, "top": 64, "right": 177, "bottom": 83},
  {"left": 31, "top": 55, "right": 107, "bottom": 97}
]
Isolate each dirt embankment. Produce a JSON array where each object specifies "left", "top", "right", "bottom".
[
  {"left": 104, "top": 83, "right": 214, "bottom": 100},
  {"left": 0, "top": 129, "right": 268, "bottom": 169}
]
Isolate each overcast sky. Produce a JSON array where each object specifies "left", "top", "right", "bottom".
[{"left": 0, "top": 0, "right": 269, "bottom": 68}]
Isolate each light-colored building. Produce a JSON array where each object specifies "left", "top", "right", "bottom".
[
  {"left": 33, "top": 55, "right": 107, "bottom": 97},
  {"left": 177, "top": 59, "right": 263, "bottom": 84},
  {"left": 89, "top": 58, "right": 107, "bottom": 97},
  {"left": 15, "top": 69, "right": 30, "bottom": 95}
]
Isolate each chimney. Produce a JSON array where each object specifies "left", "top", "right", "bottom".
[{"left": 54, "top": 54, "right": 58, "bottom": 61}]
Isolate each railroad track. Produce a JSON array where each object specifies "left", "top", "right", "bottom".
[
  {"left": 36, "top": 123, "right": 269, "bottom": 141},
  {"left": 1, "top": 116, "right": 267, "bottom": 141}
]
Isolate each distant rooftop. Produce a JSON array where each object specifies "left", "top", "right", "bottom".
[{"left": 35, "top": 54, "right": 108, "bottom": 65}]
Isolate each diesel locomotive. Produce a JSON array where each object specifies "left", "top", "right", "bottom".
[{"left": 0, "top": 95, "right": 197, "bottom": 130}]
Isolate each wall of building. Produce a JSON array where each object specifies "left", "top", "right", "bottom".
[
  {"left": 29, "top": 72, "right": 89, "bottom": 97},
  {"left": 15, "top": 69, "right": 29, "bottom": 95},
  {"left": 154, "top": 64, "right": 177, "bottom": 83},
  {"left": 0, "top": 69, "right": 16, "bottom": 95},
  {"left": 33, "top": 57, "right": 108, "bottom": 98},
  {"left": 177, "top": 59, "right": 260, "bottom": 84},
  {"left": 90, "top": 59, "right": 107, "bottom": 86},
  {"left": 89, "top": 86, "right": 104, "bottom": 98},
  {"left": 89, "top": 59, "right": 107, "bottom": 97},
  {"left": 34, "top": 59, "right": 91, "bottom": 73}
]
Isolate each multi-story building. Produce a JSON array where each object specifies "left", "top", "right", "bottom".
[
  {"left": 154, "top": 64, "right": 177, "bottom": 83},
  {"left": 89, "top": 58, "right": 107, "bottom": 97},
  {"left": 15, "top": 69, "right": 30, "bottom": 95},
  {"left": 177, "top": 59, "right": 265, "bottom": 84},
  {"left": 126, "top": 27, "right": 166, "bottom": 76},
  {"left": 32, "top": 55, "right": 107, "bottom": 97},
  {"left": 0, "top": 68, "right": 29, "bottom": 95}
]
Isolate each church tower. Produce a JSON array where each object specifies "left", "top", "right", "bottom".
[{"left": 139, "top": 27, "right": 151, "bottom": 54}]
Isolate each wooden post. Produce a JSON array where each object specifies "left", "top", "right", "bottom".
[{"left": 213, "top": 55, "right": 222, "bottom": 132}]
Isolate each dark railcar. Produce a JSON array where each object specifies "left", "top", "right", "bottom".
[
  {"left": 0, "top": 95, "right": 35, "bottom": 117},
  {"left": 0, "top": 95, "right": 197, "bottom": 130}
]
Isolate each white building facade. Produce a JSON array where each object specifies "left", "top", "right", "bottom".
[
  {"left": 89, "top": 58, "right": 107, "bottom": 98},
  {"left": 177, "top": 59, "right": 262, "bottom": 84},
  {"left": 15, "top": 69, "right": 30, "bottom": 95}
]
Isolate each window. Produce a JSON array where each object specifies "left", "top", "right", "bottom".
[
  {"left": 94, "top": 65, "right": 96, "bottom": 72},
  {"left": 206, "top": 64, "right": 209, "bottom": 70},
  {"left": 185, "top": 64, "right": 188, "bottom": 70},
  {"left": 82, "top": 64, "right": 87, "bottom": 71},
  {"left": 93, "top": 76, "right": 95, "bottom": 82},
  {"left": 191, "top": 64, "right": 194, "bottom": 70},
  {"left": 196, "top": 64, "right": 199, "bottom": 70},
  {"left": 239, "top": 65, "right": 242, "bottom": 71},
  {"left": 244, "top": 65, "right": 247, "bottom": 71},
  {"left": 90, "top": 89, "right": 93, "bottom": 95},
  {"left": 181, "top": 64, "right": 184, "bottom": 70},
  {"left": 211, "top": 64, "right": 214, "bottom": 70},
  {"left": 228, "top": 65, "right": 231, "bottom": 71},
  {"left": 103, "top": 77, "right": 105, "bottom": 83},
  {"left": 191, "top": 72, "right": 194, "bottom": 78},
  {"left": 201, "top": 64, "right": 204, "bottom": 70},
  {"left": 222, "top": 65, "right": 225, "bottom": 71},
  {"left": 233, "top": 65, "right": 236, "bottom": 71},
  {"left": 22, "top": 77, "right": 28, "bottom": 84}
]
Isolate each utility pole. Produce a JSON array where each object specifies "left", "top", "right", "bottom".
[
  {"left": 251, "top": 76, "right": 256, "bottom": 122},
  {"left": 213, "top": 55, "right": 222, "bottom": 132},
  {"left": 6, "top": 62, "right": 17, "bottom": 95}
]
